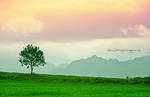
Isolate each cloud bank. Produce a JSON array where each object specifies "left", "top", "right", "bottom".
[
  {"left": 0, "top": 14, "right": 44, "bottom": 37},
  {"left": 121, "top": 25, "right": 150, "bottom": 37}
]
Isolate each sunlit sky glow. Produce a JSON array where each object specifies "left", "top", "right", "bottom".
[{"left": 0, "top": 0, "right": 150, "bottom": 65}]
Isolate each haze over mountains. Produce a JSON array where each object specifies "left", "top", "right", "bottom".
[
  {"left": 0, "top": 53, "right": 150, "bottom": 78},
  {"left": 50, "top": 55, "right": 150, "bottom": 78}
]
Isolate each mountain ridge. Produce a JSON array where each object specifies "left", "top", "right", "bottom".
[{"left": 50, "top": 55, "right": 150, "bottom": 78}]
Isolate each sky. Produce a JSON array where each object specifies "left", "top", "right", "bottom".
[{"left": 0, "top": 0, "right": 150, "bottom": 67}]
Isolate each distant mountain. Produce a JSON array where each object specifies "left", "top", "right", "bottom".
[{"left": 50, "top": 55, "right": 150, "bottom": 78}]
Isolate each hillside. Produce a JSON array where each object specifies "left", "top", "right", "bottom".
[
  {"left": 50, "top": 55, "right": 150, "bottom": 78},
  {"left": 0, "top": 72, "right": 150, "bottom": 84}
]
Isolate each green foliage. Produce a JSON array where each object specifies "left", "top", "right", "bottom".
[{"left": 19, "top": 44, "right": 46, "bottom": 74}]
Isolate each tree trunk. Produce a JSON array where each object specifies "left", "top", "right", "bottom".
[{"left": 31, "top": 65, "right": 33, "bottom": 75}]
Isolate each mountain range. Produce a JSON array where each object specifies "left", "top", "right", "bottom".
[{"left": 50, "top": 55, "right": 150, "bottom": 78}]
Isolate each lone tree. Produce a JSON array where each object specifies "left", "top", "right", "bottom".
[{"left": 19, "top": 44, "right": 46, "bottom": 74}]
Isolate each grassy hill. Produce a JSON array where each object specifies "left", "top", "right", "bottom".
[
  {"left": 0, "top": 72, "right": 150, "bottom": 84},
  {"left": 0, "top": 72, "right": 150, "bottom": 97}
]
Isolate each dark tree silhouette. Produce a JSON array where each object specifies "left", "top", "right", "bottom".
[{"left": 19, "top": 44, "right": 46, "bottom": 74}]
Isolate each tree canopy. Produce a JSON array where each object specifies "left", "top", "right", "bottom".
[{"left": 19, "top": 44, "right": 46, "bottom": 74}]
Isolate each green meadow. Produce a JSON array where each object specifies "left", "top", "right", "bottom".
[{"left": 0, "top": 72, "right": 150, "bottom": 97}]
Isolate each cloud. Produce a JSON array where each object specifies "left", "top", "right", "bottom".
[
  {"left": 0, "top": 14, "right": 44, "bottom": 37},
  {"left": 121, "top": 25, "right": 150, "bottom": 37}
]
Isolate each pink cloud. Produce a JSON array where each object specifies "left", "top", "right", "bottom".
[{"left": 121, "top": 25, "right": 150, "bottom": 37}]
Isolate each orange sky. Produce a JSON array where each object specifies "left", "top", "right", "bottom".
[{"left": 0, "top": 0, "right": 150, "bottom": 41}]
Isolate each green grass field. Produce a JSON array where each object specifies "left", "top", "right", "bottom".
[{"left": 0, "top": 72, "right": 150, "bottom": 97}]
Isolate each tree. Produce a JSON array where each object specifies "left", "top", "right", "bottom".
[{"left": 19, "top": 44, "right": 46, "bottom": 74}]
